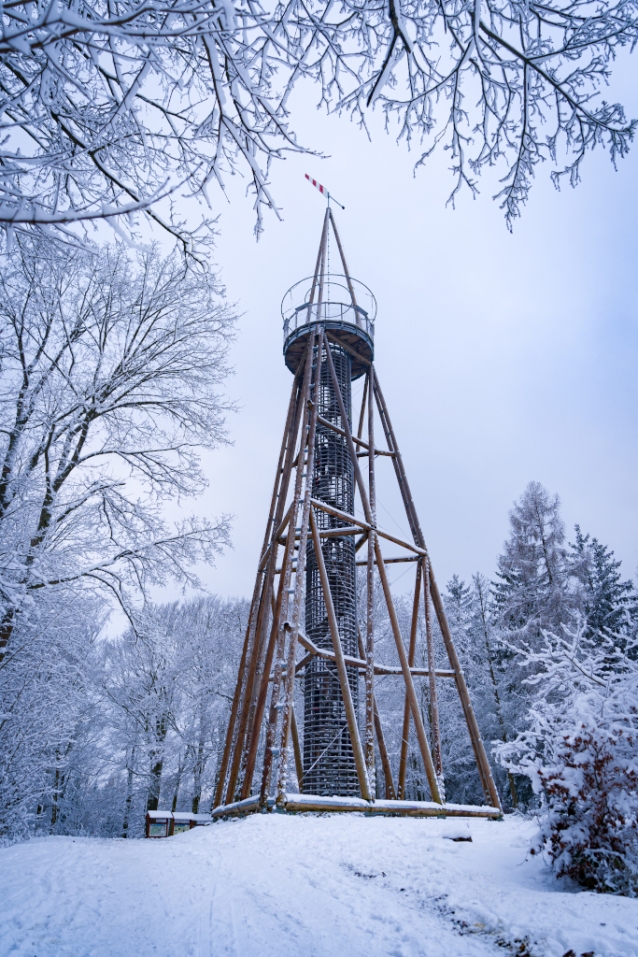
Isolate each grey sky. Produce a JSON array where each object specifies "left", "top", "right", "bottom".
[{"left": 190, "top": 74, "right": 638, "bottom": 601}]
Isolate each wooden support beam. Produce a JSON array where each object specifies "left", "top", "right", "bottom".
[
  {"left": 324, "top": 347, "right": 442, "bottom": 805},
  {"left": 365, "top": 367, "right": 376, "bottom": 784},
  {"left": 429, "top": 565, "right": 503, "bottom": 812},
  {"left": 372, "top": 371, "right": 502, "bottom": 813},
  {"left": 356, "top": 450, "right": 396, "bottom": 457},
  {"left": 309, "top": 506, "right": 372, "bottom": 801},
  {"left": 398, "top": 562, "right": 422, "bottom": 799},
  {"left": 357, "top": 630, "right": 395, "bottom": 801},
  {"left": 317, "top": 414, "right": 393, "bottom": 456},
  {"left": 375, "top": 540, "right": 442, "bottom": 804},
  {"left": 274, "top": 330, "right": 325, "bottom": 803},
  {"left": 323, "top": 344, "right": 373, "bottom": 527},
  {"left": 248, "top": 520, "right": 297, "bottom": 802},
  {"left": 355, "top": 555, "right": 419, "bottom": 566},
  {"left": 328, "top": 207, "right": 359, "bottom": 309},
  {"left": 325, "top": 331, "right": 371, "bottom": 367},
  {"left": 238, "top": 331, "right": 317, "bottom": 803},
  {"left": 230, "top": 362, "right": 311, "bottom": 801},
  {"left": 215, "top": 359, "right": 304, "bottom": 809},
  {"left": 356, "top": 372, "right": 368, "bottom": 441},
  {"left": 278, "top": 525, "right": 361, "bottom": 548},
  {"left": 258, "top": 502, "right": 294, "bottom": 572},
  {"left": 295, "top": 630, "right": 454, "bottom": 677},
  {"left": 318, "top": 414, "right": 368, "bottom": 448},
  {"left": 291, "top": 705, "right": 304, "bottom": 792},
  {"left": 424, "top": 557, "right": 443, "bottom": 779}
]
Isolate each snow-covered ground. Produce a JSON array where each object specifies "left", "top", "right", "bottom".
[{"left": 1, "top": 815, "right": 637, "bottom": 957}]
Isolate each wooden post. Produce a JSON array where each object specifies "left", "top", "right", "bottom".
[
  {"left": 357, "top": 630, "right": 395, "bottom": 800},
  {"left": 365, "top": 369, "right": 376, "bottom": 782},
  {"left": 309, "top": 507, "right": 372, "bottom": 801},
  {"left": 328, "top": 208, "right": 359, "bottom": 309},
  {"left": 324, "top": 347, "right": 441, "bottom": 802},
  {"left": 258, "top": 543, "right": 298, "bottom": 805},
  {"left": 357, "top": 372, "right": 369, "bottom": 441},
  {"left": 398, "top": 563, "right": 422, "bottom": 799},
  {"left": 374, "top": 540, "right": 442, "bottom": 804},
  {"left": 307, "top": 210, "right": 330, "bottom": 310},
  {"left": 429, "top": 564, "right": 502, "bottom": 811},
  {"left": 424, "top": 556, "right": 443, "bottom": 779},
  {"left": 274, "top": 330, "right": 324, "bottom": 801},
  {"left": 239, "top": 330, "right": 317, "bottom": 802},
  {"left": 215, "top": 363, "right": 303, "bottom": 807},
  {"left": 373, "top": 371, "right": 501, "bottom": 812},
  {"left": 291, "top": 705, "right": 304, "bottom": 791}
]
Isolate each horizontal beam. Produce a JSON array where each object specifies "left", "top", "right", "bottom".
[
  {"left": 355, "top": 556, "right": 418, "bottom": 566},
  {"left": 295, "top": 630, "right": 454, "bottom": 678},
  {"left": 356, "top": 450, "right": 396, "bottom": 458},
  {"left": 212, "top": 793, "right": 502, "bottom": 819},
  {"left": 277, "top": 525, "right": 360, "bottom": 549}
]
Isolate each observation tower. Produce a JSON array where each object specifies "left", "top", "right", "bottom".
[
  {"left": 282, "top": 214, "right": 375, "bottom": 795},
  {"left": 213, "top": 208, "right": 502, "bottom": 819}
]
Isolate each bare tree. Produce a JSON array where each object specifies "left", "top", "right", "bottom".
[
  {"left": 0, "top": 237, "right": 235, "bottom": 660},
  {"left": 1, "top": 0, "right": 635, "bottom": 242}
]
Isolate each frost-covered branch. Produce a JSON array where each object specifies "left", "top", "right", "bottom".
[
  {"left": 0, "top": 236, "right": 236, "bottom": 659},
  {"left": 1, "top": 0, "right": 636, "bottom": 241}
]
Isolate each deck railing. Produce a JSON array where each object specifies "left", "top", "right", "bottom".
[{"left": 282, "top": 275, "right": 376, "bottom": 345}]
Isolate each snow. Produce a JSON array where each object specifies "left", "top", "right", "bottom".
[{"left": 1, "top": 815, "right": 637, "bottom": 957}]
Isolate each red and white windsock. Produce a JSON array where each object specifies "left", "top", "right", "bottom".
[{"left": 305, "top": 174, "right": 345, "bottom": 209}]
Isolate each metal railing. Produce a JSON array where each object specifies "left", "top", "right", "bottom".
[{"left": 282, "top": 275, "right": 376, "bottom": 345}]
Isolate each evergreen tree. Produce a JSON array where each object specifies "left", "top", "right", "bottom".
[
  {"left": 492, "top": 481, "right": 572, "bottom": 645},
  {"left": 489, "top": 482, "right": 575, "bottom": 805},
  {"left": 569, "top": 526, "right": 637, "bottom": 641}
]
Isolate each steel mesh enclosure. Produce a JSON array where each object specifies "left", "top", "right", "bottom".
[{"left": 304, "top": 342, "right": 360, "bottom": 796}]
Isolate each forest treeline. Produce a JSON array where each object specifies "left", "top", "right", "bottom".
[
  {"left": 3, "top": 475, "right": 636, "bottom": 851},
  {"left": 1, "top": 239, "right": 637, "bottom": 897}
]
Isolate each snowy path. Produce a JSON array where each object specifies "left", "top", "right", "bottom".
[{"left": 1, "top": 816, "right": 637, "bottom": 957}]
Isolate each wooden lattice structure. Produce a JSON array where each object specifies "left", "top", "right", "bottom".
[{"left": 213, "top": 209, "right": 503, "bottom": 819}]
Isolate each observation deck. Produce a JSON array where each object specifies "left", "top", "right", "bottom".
[{"left": 282, "top": 274, "right": 375, "bottom": 379}]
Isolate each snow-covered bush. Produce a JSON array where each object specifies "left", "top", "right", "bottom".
[
  {"left": 536, "top": 723, "right": 638, "bottom": 895},
  {"left": 498, "top": 619, "right": 638, "bottom": 896}
]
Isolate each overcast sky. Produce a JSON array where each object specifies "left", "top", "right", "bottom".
[{"left": 184, "top": 67, "right": 638, "bottom": 601}]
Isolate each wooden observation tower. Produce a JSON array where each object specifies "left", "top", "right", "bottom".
[{"left": 213, "top": 209, "right": 502, "bottom": 819}]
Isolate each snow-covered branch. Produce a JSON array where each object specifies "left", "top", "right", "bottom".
[
  {"left": 1, "top": 0, "right": 636, "bottom": 240},
  {"left": 0, "top": 236, "right": 235, "bottom": 659}
]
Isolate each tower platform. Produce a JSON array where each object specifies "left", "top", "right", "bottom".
[{"left": 282, "top": 274, "right": 375, "bottom": 378}]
